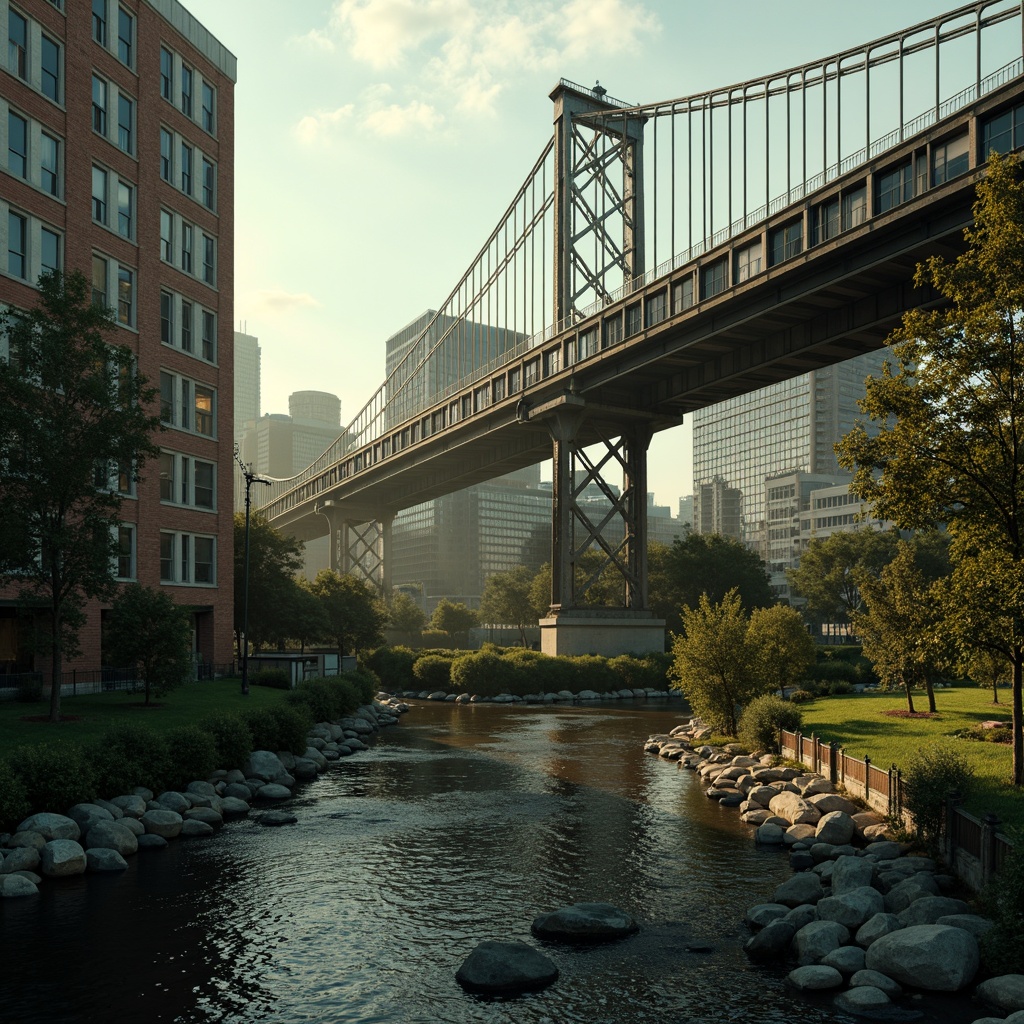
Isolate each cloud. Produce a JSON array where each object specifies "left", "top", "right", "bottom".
[
  {"left": 254, "top": 289, "right": 322, "bottom": 312},
  {"left": 295, "top": 104, "right": 355, "bottom": 144},
  {"left": 331, "top": 0, "right": 468, "bottom": 70},
  {"left": 294, "top": 28, "right": 336, "bottom": 52},
  {"left": 558, "top": 0, "right": 659, "bottom": 61},
  {"left": 363, "top": 100, "right": 443, "bottom": 136}
]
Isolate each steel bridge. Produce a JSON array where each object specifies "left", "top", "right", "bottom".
[{"left": 259, "top": 1, "right": 1024, "bottom": 655}]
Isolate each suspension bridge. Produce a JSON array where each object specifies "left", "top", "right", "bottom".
[{"left": 258, "top": 1, "right": 1024, "bottom": 656}]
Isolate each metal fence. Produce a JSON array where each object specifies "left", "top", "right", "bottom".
[
  {"left": 779, "top": 729, "right": 1014, "bottom": 889},
  {"left": 0, "top": 663, "right": 239, "bottom": 701}
]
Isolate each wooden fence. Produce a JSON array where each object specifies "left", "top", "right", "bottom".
[{"left": 779, "top": 729, "right": 1013, "bottom": 889}]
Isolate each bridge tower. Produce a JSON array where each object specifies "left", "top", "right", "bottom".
[{"left": 316, "top": 500, "right": 393, "bottom": 598}]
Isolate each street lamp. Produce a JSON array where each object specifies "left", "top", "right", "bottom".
[{"left": 235, "top": 444, "right": 271, "bottom": 696}]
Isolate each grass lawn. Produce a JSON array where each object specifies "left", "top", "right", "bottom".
[
  {"left": 0, "top": 679, "right": 290, "bottom": 753},
  {"left": 794, "top": 686, "right": 1023, "bottom": 830}
]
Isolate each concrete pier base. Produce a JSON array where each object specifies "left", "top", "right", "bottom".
[{"left": 539, "top": 609, "right": 665, "bottom": 657}]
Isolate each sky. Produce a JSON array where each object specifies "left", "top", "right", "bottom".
[{"left": 178, "top": 0, "right": 958, "bottom": 507}]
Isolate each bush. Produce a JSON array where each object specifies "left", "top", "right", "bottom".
[
  {"left": 0, "top": 758, "right": 30, "bottom": 830},
  {"left": 344, "top": 666, "right": 379, "bottom": 705},
  {"left": 250, "top": 668, "right": 290, "bottom": 690},
  {"left": 286, "top": 678, "right": 345, "bottom": 723},
  {"left": 809, "top": 661, "right": 861, "bottom": 684},
  {"left": 419, "top": 629, "right": 449, "bottom": 647},
  {"left": 162, "top": 725, "right": 218, "bottom": 789},
  {"left": 568, "top": 654, "right": 618, "bottom": 693},
  {"left": 828, "top": 680, "right": 854, "bottom": 696},
  {"left": 738, "top": 693, "right": 803, "bottom": 754},
  {"left": 13, "top": 740, "right": 96, "bottom": 811},
  {"left": 450, "top": 652, "right": 516, "bottom": 696},
  {"left": 16, "top": 675, "right": 43, "bottom": 703},
  {"left": 789, "top": 689, "right": 816, "bottom": 704},
  {"left": 902, "top": 743, "right": 975, "bottom": 849},
  {"left": 413, "top": 655, "right": 452, "bottom": 691},
  {"left": 979, "top": 826, "right": 1024, "bottom": 975},
  {"left": 200, "top": 713, "right": 254, "bottom": 772},
  {"left": 245, "top": 704, "right": 311, "bottom": 755},
  {"left": 365, "top": 646, "right": 416, "bottom": 691},
  {"left": 92, "top": 722, "right": 171, "bottom": 796}
]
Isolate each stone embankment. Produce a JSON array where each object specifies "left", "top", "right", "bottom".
[
  {"left": 0, "top": 698, "right": 407, "bottom": 898},
  {"left": 646, "top": 720, "right": 1024, "bottom": 1024},
  {"left": 392, "top": 686, "right": 680, "bottom": 704}
]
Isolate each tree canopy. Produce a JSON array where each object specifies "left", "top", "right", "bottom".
[
  {"left": 478, "top": 565, "right": 537, "bottom": 646},
  {"left": 0, "top": 271, "right": 161, "bottom": 722},
  {"left": 429, "top": 598, "right": 478, "bottom": 644},
  {"left": 309, "top": 570, "right": 387, "bottom": 658}
]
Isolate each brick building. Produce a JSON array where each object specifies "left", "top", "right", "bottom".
[{"left": 0, "top": 0, "right": 236, "bottom": 679}]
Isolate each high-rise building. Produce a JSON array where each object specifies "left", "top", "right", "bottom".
[
  {"left": 691, "top": 351, "right": 887, "bottom": 552},
  {"left": 233, "top": 330, "right": 260, "bottom": 441},
  {"left": 0, "top": 0, "right": 236, "bottom": 679}
]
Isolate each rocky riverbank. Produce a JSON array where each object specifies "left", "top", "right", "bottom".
[
  {"left": 645, "top": 719, "right": 1024, "bottom": 1024},
  {"left": 390, "top": 686, "right": 681, "bottom": 703},
  {"left": 0, "top": 697, "right": 408, "bottom": 897}
]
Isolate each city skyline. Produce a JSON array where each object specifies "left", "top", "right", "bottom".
[{"left": 179, "top": 0, "right": 952, "bottom": 504}]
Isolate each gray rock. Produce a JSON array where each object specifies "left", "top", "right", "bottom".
[
  {"left": 109, "top": 795, "right": 148, "bottom": 818},
  {"left": 455, "top": 940, "right": 558, "bottom": 994},
  {"left": 180, "top": 819, "right": 214, "bottom": 837},
  {"left": 1, "top": 847, "right": 40, "bottom": 874},
  {"left": 140, "top": 809, "right": 183, "bottom": 838},
  {"left": 793, "top": 920, "right": 851, "bottom": 965},
  {"left": 186, "top": 780, "right": 218, "bottom": 798},
  {"left": 756, "top": 822, "right": 786, "bottom": 845},
  {"left": 155, "top": 791, "right": 191, "bottom": 814},
  {"left": 884, "top": 873, "right": 940, "bottom": 913},
  {"left": 92, "top": 798, "right": 124, "bottom": 820},
  {"left": 292, "top": 758, "right": 319, "bottom": 781},
  {"left": 897, "top": 895, "right": 971, "bottom": 927},
  {"left": 40, "top": 839, "right": 87, "bottom": 877},
  {"left": 183, "top": 807, "right": 224, "bottom": 829},
  {"left": 744, "top": 919, "right": 797, "bottom": 961},
  {"left": 784, "top": 904, "right": 819, "bottom": 930},
  {"left": 807, "top": 793, "right": 861, "bottom": 815},
  {"left": 788, "top": 965, "right": 844, "bottom": 991},
  {"left": 67, "top": 803, "right": 114, "bottom": 831},
  {"left": 259, "top": 810, "right": 297, "bottom": 826},
  {"left": 0, "top": 874, "right": 39, "bottom": 897},
  {"left": 815, "top": 811, "right": 856, "bottom": 845},
  {"left": 244, "top": 750, "right": 288, "bottom": 783},
  {"left": 864, "top": 924, "right": 979, "bottom": 991},
  {"left": 975, "top": 975, "right": 1024, "bottom": 1014},
  {"left": 84, "top": 821, "right": 138, "bottom": 857},
  {"left": 855, "top": 912, "right": 903, "bottom": 949},
  {"left": 934, "top": 914, "right": 993, "bottom": 939},
  {"left": 784, "top": 824, "right": 818, "bottom": 845},
  {"left": 834, "top": 986, "right": 892, "bottom": 1014},
  {"left": 86, "top": 848, "right": 128, "bottom": 872},
  {"left": 821, "top": 944, "right": 867, "bottom": 976},
  {"left": 773, "top": 872, "right": 824, "bottom": 908},
  {"left": 256, "top": 783, "right": 292, "bottom": 801},
  {"left": 745, "top": 903, "right": 791, "bottom": 929},
  {"left": 220, "top": 797, "right": 250, "bottom": 818},
  {"left": 223, "top": 782, "right": 253, "bottom": 800},
  {"left": 531, "top": 902, "right": 638, "bottom": 943},
  {"left": 769, "top": 791, "right": 821, "bottom": 825},
  {"left": 302, "top": 746, "right": 328, "bottom": 770},
  {"left": 817, "top": 886, "right": 885, "bottom": 930},
  {"left": 831, "top": 855, "right": 877, "bottom": 895},
  {"left": 863, "top": 840, "right": 903, "bottom": 861},
  {"left": 16, "top": 813, "right": 80, "bottom": 842},
  {"left": 136, "top": 834, "right": 168, "bottom": 850},
  {"left": 7, "top": 830, "right": 46, "bottom": 850},
  {"left": 118, "top": 817, "right": 145, "bottom": 837},
  {"left": 849, "top": 969, "right": 903, "bottom": 999}
]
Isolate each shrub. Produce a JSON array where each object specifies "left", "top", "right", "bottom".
[
  {"left": 902, "top": 743, "right": 975, "bottom": 849},
  {"left": 286, "top": 678, "right": 344, "bottom": 723},
  {"left": 979, "top": 826, "right": 1024, "bottom": 975},
  {"left": 245, "top": 704, "right": 311, "bottom": 755},
  {"left": 568, "top": 655, "right": 618, "bottom": 693},
  {"left": 162, "top": 725, "right": 218, "bottom": 789},
  {"left": 16, "top": 675, "right": 43, "bottom": 703},
  {"left": 13, "top": 740, "right": 96, "bottom": 811},
  {"left": 828, "top": 680, "right": 854, "bottom": 696},
  {"left": 789, "top": 689, "right": 815, "bottom": 704},
  {"left": 250, "top": 668, "right": 290, "bottom": 690},
  {"left": 92, "top": 721, "right": 171, "bottom": 796},
  {"left": 738, "top": 693, "right": 803, "bottom": 754},
  {"left": 810, "top": 661, "right": 861, "bottom": 684},
  {"left": 413, "top": 654, "right": 452, "bottom": 691},
  {"left": 200, "top": 713, "right": 254, "bottom": 772},
  {"left": 450, "top": 652, "right": 516, "bottom": 696},
  {"left": 0, "top": 758, "right": 30, "bottom": 830},
  {"left": 344, "top": 666, "right": 379, "bottom": 705},
  {"left": 365, "top": 646, "right": 416, "bottom": 691},
  {"left": 419, "top": 629, "right": 449, "bottom": 648}
]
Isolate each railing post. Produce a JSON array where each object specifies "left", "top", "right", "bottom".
[
  {"left": 892, "top": 766, "right": 902, "bottom": 821},
  {"left": 795, "top": 731, "right": 802, "bottom": 766},
  {"left": 981, "top": 813, "right": 1001, "bottom": 884},
  {"left": 811, "top": 733, "right": 818, "bottom": 774},
  {"left": 864, "top": 755, "right": 872, "bottom": 802},
  {"left": 829, "top": 741, "right": 839, "bottom": 786}
]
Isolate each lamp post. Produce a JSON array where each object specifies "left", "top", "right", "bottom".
[{"left": 235, "top": 444, "right": 270, "bottom": 696}]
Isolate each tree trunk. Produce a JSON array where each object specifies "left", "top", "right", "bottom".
[
  {"left": 903, "top": 675, "right": 916, "bottom": 714},
  {"left": 992, "top": 678, "right": 1000, "bottom": 704},
  {"left": 925, "top": 676, "right": 937, "bottom": 713},
  {"left": 1013, "top": 646, "right": 1023, "bottom": 787}
]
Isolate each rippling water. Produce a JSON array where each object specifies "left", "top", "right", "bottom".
[{"left": 0, "top": 701, "right": 985, "bottom": 1024}]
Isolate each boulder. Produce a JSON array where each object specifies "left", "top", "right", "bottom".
[
  {"left": 756, "top": 823, "right": 786, "bottom": 845},
  {"left": 186, "top": 781, "right": 218, "bottom": 798},
  {"left": 787, "top": 965, "right": 844, "bottom": 991},
  {"left": 16, "top": 813, "right": 80, "bottom": 842},
  {"left": 975, "top": 975, "right": 1024, "bottom": 1014},
  {"left": 531, "top": 902, "right": 637, "bottom": 943},
  {"left": 256, "top": 783, "right": 292, "bottom": 801},
  {"left": 180, "top": 819, "right": 215, "bottom": 838},
  {"left": 807, "top": 793, "right": 860, "bottom": 815},
  {"left": 862, "top": 839, "right": 903, "bottom": 861},
  {"left": 830, "top": 855, "right": 877, "bottom": 895},
  {"left": 816, "top": 886, "right": 885, "bottom": 930},
  {"left": 223, "top": 783, "right": 253, "bottom": 801},
  {"left": 455, "top": 940, "right": 558, "bottom": 994},
  {"left": 40, "top": 839, "right": 87, "bottom": 877},
  {"left": 244, "top": 750, "right": 289, "bottom": 783},
  {"left": 184, "top": 807, "right": 224, "bottom": 829},
  {"left": 768, "top": 791, "right": 821, "bottom": 825},
  {"left": 784, "top": 904, "right": 819, "bottom": 930},
  {"left": 136, "top": 834, "right": 168, "bottom": 850},
  {"left": 855, "top": 912, "right": 903, "bottom": 949},
  {"left": 849, "top": 969, "right": 903, "bottom": 999},
  {"left": 800, "top": 777, "right": 835, "bottom": 797},
  {"left": 773, "top": 872, "right": 824, "bottom": 908},
  {"left": 84, "top": 821, "right": 138, "bottom": 857},
  {"left": 140, "top": 809, "right": 184, "bottom": 839},
  {"left": 745, "top": 903, "right": 791, "bottom": 929},
  {"left": 86, "top": 848, "right": 128, "bottom": 872},
  {"left": 934, "top": 914, "right": 993, "bottom": 939},
  {"left": 897, "top": 895, "right": 971, "bottom": 927},
  {"left": 220, "top": 797, "right": 251, "bottom": 818},
  {"left": 864, "top": 924, "right": 979, "bottom": 991},
  {"left": 884, "top": 873, "right": 940, "bottom": 913},
  {"left": 784, "top": 824, "right": 818, "bottom": 845},
  {"left": 7, "top": 830, "right": 46, "bottom": 850},
  {"left": 820, "top": 944, "right": 866, "bottom": 976},
  {"left": 1, "top": 847, "right": 41, "bottom": 874},
  {"left": 155, "top": 791, "right": 191, "bottom": 814},
  {"left": 815, "top": 811, "right": 856, "bottom": 846},
  {"left": 0, "top": 874, "right": 39, "bottom": 897},
  {"left": 793, "top": 920, "right": 850, "bottom": 965},
  {"left": 67, "top": 803, "right": 114, "bottom": 831},
  {"left": 833, "top": 986, "right": 892, "bottom": 1014},
  {"left": 744, "top": 919, "right": 797, "bottom": 961}
]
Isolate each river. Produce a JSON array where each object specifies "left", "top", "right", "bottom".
[{"left": 0, "top": 700, "right": 986, "bottom": 1023}]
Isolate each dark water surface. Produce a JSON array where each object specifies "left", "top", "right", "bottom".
[{"left": 0, "top": 701, "right": 986, "bottom": 1024}]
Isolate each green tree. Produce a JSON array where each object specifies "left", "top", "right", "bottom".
[
  {"left": 233, "top": 513, "right": 304, "bottom": 653},
  {"left": 429, "top": 598, "right": 478, "bottom": 646},
  {"left": 668, "top": 589, "right": 761, "bottom": 735},
  {"left": 836, "top": 154, "right": 1024, "bottom": 782},
  {"left": 387, "top": 591, "right": 426, "bottom": 643},
  {"left": 104, "top": 585, "right": 193, "bottom": 705},
  {"left": 746, "top": 603, "right": 816, "bottom": 695},
  {"left": 479, "top": 565, "right": 537, "bottom": 646},
  {"left": 529, "top": 548, "right": 631, "bottom": 615},
  {"left": 787, "top": 527, "right": 900, "bottom": 630},
  {"left": 274, "top": 576, "right": 329, "bottom": 653},
  {"left": 309, "top": 569, "right": 386, "bottom": 658},
  {"left": 966, "top": 647, "right": 1011, "bottom": 705},
  {"left": 0, "top": 271, "right": 161, "bottom": 723},
  {"left": 650, "top": 532, "right": 772, "bottom": 635}
]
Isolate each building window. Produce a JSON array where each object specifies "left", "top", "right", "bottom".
[
  {"left": 700, "top": 259, "right": 728, "bottom": 299},
  {"left": 115, "top": 524, "right": 135, "bottom": 580},
  {"left": 92, "top": 254, "right": 107, "bottom": 306},
  {"left": 735, "top": 241, "right": 762, "bottom": 282},
  {"left": 180, "top": 299, "right": 192, "bottom": 352},
  {"left": 981, "top": 104, "right": 1024, "bottom": 157},
  {"left": 769, "top": 221, "right": 802, "bottom": 266},
  {"left": 876, "top": 161, "right": 914, "bottom": 214},
  {"left": 625, "top": 302, "right": 642, "bottom": 336},
  {"left": 933, "top": 133, "right": 969, "bottom": 186},
  {"left": 181, "top": 223, "right": 192, "bottom": 273},
  {"left": 645, "top": 290, "right": 668, "bottom": 327},
  {"left": 202, "top": 235, "right": 214, "bottom": 285},
  {"left": 180, "top": 64, "right": 192, "bottom": 118},
  {"left": 160, "top": 128, "right": 172, "bottom": 181},
  {"left": 812, "top": 198, "right": 839, "bottom": 245},
  {"left": 117, "top": 181, "right": 132, "bottom": 238},
  {"left": 161, "top": 452, "right": 215, "bottom": 509},
  {"left": 8, "top": 10, "right": 27, "bottom": 80},
  {"left": 7, "top": 212, "right": 26, "bottom": 278},
  {"left": 603, "top": 315, "right": 622, "bottom": 348},
  {"left": 161, "top": 370, "right": 215, "bottom": 436},
  {"left": 117, "top": 94, "right": 133, "bottom": 154},
  {"left": 194, "top": 385, "right": 214, "bottom": 436},
  {"left": 40, "top": 133, "right": 59, "bottom": 196},
  {"left": 41, "top": 227, "right": 60, "bottom": 276},
  {"left": 92, "top": 0, "right": 106, "bottom": 45},
  {"left": 117, "top": 266, "right": 133, "bottom": 326},
  {"left": 160, "top": 532, "right": 215, "bottom": 585},
  {"left": 41, "top": 36, "right": 60, "bottom": 102},
  {"left": 202, "top": 158, "right": 215, "bottom": 209},
  {"left": 8, "top": 112, "right": 26, "bottom": 178},
  {"left": 842, "top": 186, "right": 867, "bottom": 229},
  {"left": 117, "top": 7, "right": 133, "bottom": 66},
  {"left": 159, "top": 210, "right": 173, "bottom": 262},
  {"left": 201, "top": 310, "right": 215, "bottom": 361},
  {"left": 201, "top": 82, "right": 215, "bottom": 133},
  {"left": 194, "top": 536, "right": 214, "bottom": 584},
  {"left": 672, "top": 275, "right": 694, "bottom": 313},
  {"left": 159, "top": 531, "right": 174, "bottom": 581},
  {"left": 195, "top": 461, "right": 214, "bottom": 509},
  {"left": 160, "top": 46, "right": 172, "bottom": 100},
  {"left": 180, "top": 142, "right": 192, "bottom": 193},
  {"left": 92, "top": 75, "right": 107, "bottom": 135},
  {"left": 92, "top": 165, "right": 107, "bottom": 223},
  {"left": 160, "top": 291, "right": 173, "bottom": 344}
]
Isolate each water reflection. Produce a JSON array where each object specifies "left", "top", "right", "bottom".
[{"left": 0, "top": 701, "right": 984, "bottom": 1024}]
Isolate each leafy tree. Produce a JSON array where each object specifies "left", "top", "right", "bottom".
[
  {"left": 274, "top": 575, "right": 329, "bottom": 653},
  {"left": 787, "top": 527, "right": 900, "bottom": 629},
  {"left": 966, "top": 647, "right": 1011, "bottom": 705},
  {"left": 309, "top": 569, "right": 386, "bottom": 658},
  {"left": 479, "top": 565, "right": 537, "bottom": 646},
  {"left": 233, "top": 513, "right": 304, "bottom": 653},
  {"left": 429, "top": 598, "right": 478, "bottom": 646},
  {"left": 387, "top": 591, "right": 426, "bottom": 643},
  {"left": 0, "top": 270, "right": 161, "bottom": 723},
  {"left": 529, "top": 548, "right": 631, "bottom": 615},
  {"left": 104, "top": 584, "right": 193, "bottom": 705},
  {"left": 650, "top": 532, "right": 772, "bottom": 635},
  {"left": 747, "top": 603, "right": 816, "bottom": 694},
  {"left": 668, "top": 589, "right": 761, "bottom": 735},
  {"left": 836, "top": 154, "right": 1024, "bottom": 782}
]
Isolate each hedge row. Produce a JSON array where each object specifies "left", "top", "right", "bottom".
[{"left": 0, "top": 671, "right": 380, "bottom": 833}]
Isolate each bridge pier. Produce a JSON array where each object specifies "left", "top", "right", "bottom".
[
  {"left": 535, "top": 396, "right": 664, "bottom": 657},
  {"left": 316, "top": 501, "right": 393, "bottom": 597}
]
